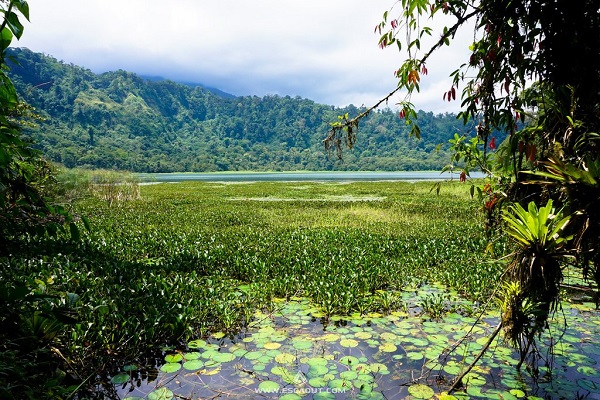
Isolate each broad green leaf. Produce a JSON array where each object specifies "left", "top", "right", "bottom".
[
  {"left": 110, "top": 373, "right": 129, "bottom": 384},
  {"left": 408, "top": 383, "right": 434, "bottom": 399},
  {"left": 15, "top": 0, "right": 30, "bottom": 21},
  {"left": 0, "top": 26, "right": 12, "bottom": 50},
  {"left": 6, "top": 11, "right": 24, "bottom": 39}
]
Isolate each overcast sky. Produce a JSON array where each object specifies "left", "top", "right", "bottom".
[{"left": 17, "top": 0, "right": 473, "bottom": 112}]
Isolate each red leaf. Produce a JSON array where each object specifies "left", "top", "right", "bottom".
[{"left": 485, "top": 196, "right": 498, "bottom": 211}]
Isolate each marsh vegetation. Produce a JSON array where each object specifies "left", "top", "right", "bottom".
[{"left": 4, "top": 177, "right": 598, "bottom": 399}]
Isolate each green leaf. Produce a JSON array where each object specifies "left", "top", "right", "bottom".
[
  {"left": 408, "top": 383, "right": 435, "bottom": 399},
  {"left": 6, "top": 11, "right": 24, "bottom": 39},
  {"left": 81, "top": 215, "right": 91, "bottom": 231},
  {"left": 110, "top": 373, "right": 129, "bottom": 385},
  {"left": 160, "top": 362, "right": 181, "bottom": 373},
  {"left": 0, "top": 27, "right": 13, "bottom": 51},
  {"left": 69, "top": 222, "right": 80, "bottom": 241},
  {"left": 14, "top": 0, "right": 30, "bottom": 21},
  {"left": 148, "top": 388, "right": 174, "bottom": 400},
  {"left": 164, "top": 353, "right": 183, "bottom": 363},
  {"left": 258, "top": 380, "right": 280, "bottom": 393}
]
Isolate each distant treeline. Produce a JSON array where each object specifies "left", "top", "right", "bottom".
[{"left": 8, "top": 48, "right": 476, "bottom": 172}]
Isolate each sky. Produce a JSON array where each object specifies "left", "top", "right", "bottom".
[{"left": 16, "top": 0, "right": 473, "bottom": 112}]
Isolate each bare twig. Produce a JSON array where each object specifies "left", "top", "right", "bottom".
[
  {"left": 324, "top": 7, "right": 480, "bottom": 151},
  {"left": 449, "top": 321, "right": 502, "bottom": 393}
]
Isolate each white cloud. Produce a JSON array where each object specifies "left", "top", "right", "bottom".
[{"left": 16, "top": 0, "right": 473, "bottom": 111}]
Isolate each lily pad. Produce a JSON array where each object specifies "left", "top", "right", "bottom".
[
  {"left": 509, "top": 389, "right": 526, "bottom": 398},
  {"left": 443, "top": 362, "right": 462, "bottom": 375},
  {"left": 279, "top": 395, "right": 302, "bottom": 400},
  {"left": 307, "top": 357, "right": 329, "bottom": 366},
  {"left": 244, "top": 351, "right": 263, "bottom": 360},
  {"left": 357, "top": 392, "right": 385, "bottom": 400},
  {"left": 183, "top": 359, "right": 205, "bottom": 370},
  {"left": 378, "top": 342, "right": 397, "bottom": 353},
  {"left": 321, "top": 333, "right": 341, "bottom": 342},
  {"left": 212, "top": 331, "right": 226, "bottom": 339},
  {"left": 308, "top": 365, "right": 329, "bottom": 377},
  {"left": 164, "top": 354, "right": 182, "bottom": 363},
  {"left": 340, "top": 370, "right": 358, "bottom": 380},
  {"left": 340, "top": 338, "right": 359, "bottom": 348},
  {"left": 379, "top": 332, "right": 398, "bottom": 341},
  {"left": 577, "top": 365, "right": 600, "bottom": 376},
  {"left": 577, "top": 378, "right": 600, "bottom": 392},
  {"left": 437, "top": 393, "right": 459, "bottom": 400},
  {"left": 292, "top": 339, "right": 313, "bottom": 350},
  {"left": 463, "top": 372, "right": 486, "bottom": 386},
  {"left": 263, "top": 342, "right": 281, "bottom": 350},
  {"left": 329, "top": 378, "right": 352, "bottom": 390},
  {"left": 275, "top": 353, "right": 296, "bottom": 364},
  {"left": 406, "top": 352, "right": 424, "bottom": 361},
  {"left": 369, "top": 363, "right": 389, "bottom": 374},
  {"left": 339, "top": 356, "right": 359, "bottom": 365},
  {"left": 201, "top": 365, "right": 221, "bottom": 376},
  {"left": 160, "top": 363, "right": 181, "bottom": 373},
  {"left": 309, "top": 377, "right": 328, "bottom": 387},
  {"left": 355, "top": 331, "right": 373, "bottom": 339},
  {"left": 408, "top": 383, "right": 434, "bottom": 399},
  {"left": 258, "top": 380, "right": 280, "bottom": 393},
  {"left": 111, "top": 373, "right": 129, "bottom": 385},
  {"left": 187, "top": 339, "right": 206, "bottom": 349},
  {"left": 183, "top": 352, "right": 201, "bottom": 360},
  {"left": 353, "top": 363, "right": 371, "bottom": 374},
  {"left": 148, "top": 387, "right": 174, "bottom": 400},
  {"left": 314, "top": 392, "right": 336, "bottom": 400},
  {"left": 211, "top": 352, "right": 236, "bottom": 363}
]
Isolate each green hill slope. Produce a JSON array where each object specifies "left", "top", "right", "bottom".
[{"left": 8, "top": 47, "right": 474, "bottom": 172}]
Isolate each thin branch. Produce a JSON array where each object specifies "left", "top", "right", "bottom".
[
  {"left": 449, "top": 321, "right": 503, "bottom": 393},
  {"left": 324, "top": 7, "right": 480, "bottom": 148}
]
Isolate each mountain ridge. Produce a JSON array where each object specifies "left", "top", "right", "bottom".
[
  {"left": 139, "top": 74, "right": 237, "bottom": 99},
  {"left": 7, "top": 47, "right": 473, "bottom": 173}
]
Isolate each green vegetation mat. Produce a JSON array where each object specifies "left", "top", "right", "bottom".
[{"left": 4, "top": 180, "right": 598, "bottom": 398}]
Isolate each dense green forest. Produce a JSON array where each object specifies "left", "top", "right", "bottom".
[{"left": 8, "top": 48, "right": 475, "bottom": 172}]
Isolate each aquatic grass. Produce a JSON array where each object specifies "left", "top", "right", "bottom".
[
  {"left": 55, "top": 167, "right": 140, "bottom": 205},
  {"left": 2, "top": 179, "right": 504, "bottom": 391}
]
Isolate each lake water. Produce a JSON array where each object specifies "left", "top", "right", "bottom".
[
  {"left": 110, "top": 287, "right": 600, "bottom": 400},
  {"left": 137, "top": 171, "right": 484, "bottom": 183}
]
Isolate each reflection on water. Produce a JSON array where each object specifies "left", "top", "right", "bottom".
[{"left": 108, "top": 286, "right": 600, "bottom": 400}]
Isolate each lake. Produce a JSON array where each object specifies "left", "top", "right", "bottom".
[{"left": 137, "top": 171, "right": 483, "bottom": 182}]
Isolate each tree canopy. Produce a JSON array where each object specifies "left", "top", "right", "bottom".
[
  {"left": 0, "top": 1, "right": 81, "bottom": 244},
  {"left": 327, "top": 0, "right": 600, "bottom": 369},
  {"left": 7, "top": 47, "right": 477, "bottom": 173}
]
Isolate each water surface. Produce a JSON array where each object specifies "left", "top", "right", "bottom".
[{"left": 137, "top": 171, "right": 482, "bottom": 183}]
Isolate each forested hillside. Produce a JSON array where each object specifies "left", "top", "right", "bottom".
[{"left": 8, "top": 48, "right": 474, "bottom": 172}]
